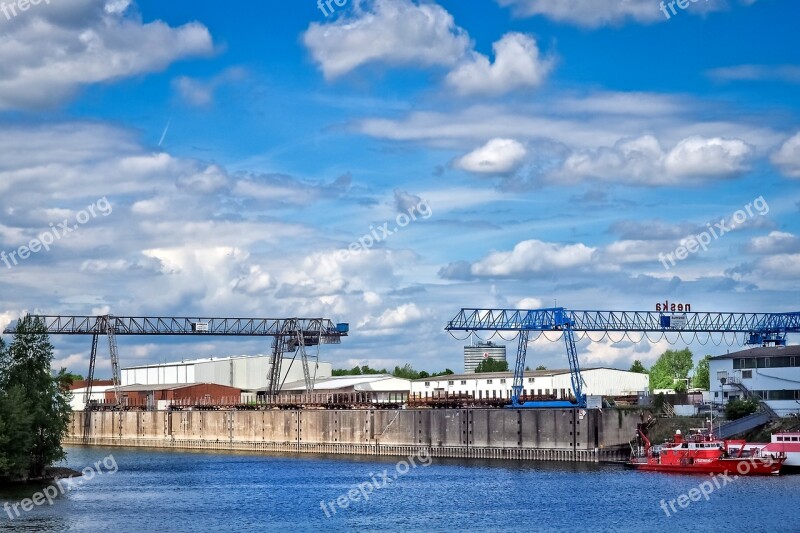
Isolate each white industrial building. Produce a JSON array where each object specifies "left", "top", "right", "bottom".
[
  {"left": 277, "top": 375, "right": 412, "bottom": 402},
  {"left": 70, "top": 384, "right": 115, "bottom": 411},
  {"left": 710, "top": 345, "right": 800, "bottom": 417},
  {"left": 121, "top": 354, "right": 332, "bottom": 391},
  {"left": 411, "top": 367, "right": 648, "bottom": 399}
]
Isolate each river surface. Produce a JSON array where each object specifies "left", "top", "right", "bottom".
[{"left": 0, "top": 446, "right": 798, "bottom": 532}]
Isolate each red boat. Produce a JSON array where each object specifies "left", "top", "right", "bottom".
[{"left": 629, "top": 425, "right": 784, "bottom": 476}]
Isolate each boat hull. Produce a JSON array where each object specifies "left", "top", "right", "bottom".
[{"left": 629, "top": 459, "right": 781, "bottom": 475}]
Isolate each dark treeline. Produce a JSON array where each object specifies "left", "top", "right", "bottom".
[{"left": 0, "top": 315, "right": 72, "bottom": 481}]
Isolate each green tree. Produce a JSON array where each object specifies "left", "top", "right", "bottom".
[
  {"left": 475, "top": 358, "right": 509, "bottom": 373},
  {"left": 392, "top": 364, "right": 421, "bottom": 380},
  {"left": 629, "top": 360, "right": 648, "bottom": 374},
  {"left": 694, "top": 355, "right": 712, "bottom": 390},
  {"left": 649, "top": 348, "right": 694, "bottom": 393},
  {"left": 725, "top": 397, "right": 760, "bottom": 421},
  {"left": 535, "top": 365, "right": 547, "bottom": 371},
  {"left": 0, "top": 385, "right": 35, "bottom": 479},
  {"left": 0, "top": 315, "right": 72, "bottom": 478}
]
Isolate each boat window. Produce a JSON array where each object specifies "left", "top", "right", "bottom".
[
  {"left": 793, "top": 437, "right": 799, "bottom": 442},
  {"left": 777, "top": 437, "right": 784, "bottom": 442}
]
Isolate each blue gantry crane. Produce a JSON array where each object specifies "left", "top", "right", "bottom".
[{"left": 446, "top": 307, "right": 800, "bottom": 409}]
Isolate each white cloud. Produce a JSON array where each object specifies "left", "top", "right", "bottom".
[
  {"left": 0, "top": 0, "right": 213, "bottom": 110},
  {"left": 470, "top": 240, "right": 596, "bottom": 277},
  {"left": 556, "top": 135, "right": 753, "bottom": 185},
  {"left": 770, "top": 133, "right": 800, "bottom": 178},
  {"left": 446, "top": 33, "right": 552, "bottom": 96},
  {"left": 302, "top": 0, "right": 471, "bottom": 79},
  {"left": 664, "top": 136, "right": 753, "bottom": 177},
  {"left": 456, "top": 138, "right": 527, "bottom": 175},
  {"left": 745, "top": 232, "right": 800, "bottom": 255},
  {"left": 496, "top": 0, "right": 725, "bottom": 27},
  {"left": 707, "top": 64, "right": 800, "bottom": 84},
  {"left": 172, "top": 67, "right": 247, "bottom": 107},
  {"left": 515, "top": 297, "right": 544, "bottom": 309}
]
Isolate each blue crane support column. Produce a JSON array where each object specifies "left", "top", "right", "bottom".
[
  {"left": 562, "top": 326, "right": 585, "bottom": 406},
  {"left": 511, "top": 330, "right": 529, "bottom": 406}
]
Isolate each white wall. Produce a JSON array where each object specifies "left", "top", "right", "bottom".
[
  {"left": 710, "top": 358, "right": 800, "bottom": 416},
  {"left": 122, "top": 356, "right": 332, "bottom": 391},
  {"left": 410, "top": 369, "right": 648, "bottom": 399},
  {"left": 70, "top": 386, "right": 114, "bottom": 411}
]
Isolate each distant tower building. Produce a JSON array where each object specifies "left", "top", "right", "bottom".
[{"left": 464, "top": 341, "right": 507, "bottom": 373}]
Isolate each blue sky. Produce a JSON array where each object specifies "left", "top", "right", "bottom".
[{"left": 0, "top": 0, "right": 798, "bottom": 376}]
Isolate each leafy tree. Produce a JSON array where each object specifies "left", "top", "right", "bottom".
[
  {"left": 332, "top": 364, "right": 388, "bottom": 376},
  {"left": 535, "top": 365, "right": 547, "bottom": 371},
  {"left": 0, "top": 315, "right": 72, "bottom": 479},
  {"left": 475, "top": 358, "right": 509, "bottom": 373},
  {"left": 431, "top": 368, "right": 454, "bottom": 377},
  {"left": 649, "top": 348, "right": 694, "bottom": 393},
  {"left": 629, "top": 360, "right": 648, "bottom": 374},
  {"left": 62, "top": 372, "right": 84, "bottom": 383},
  {"left": 694, "top": 355, "right": 712, "bottom": 390},
  {"left": 0, "top": 386, "right": 34, "bottom": 479},
  {"left": 725, "top": 397, "right": 760, "bottom": 421},
  {"left": 392, "top": 364, "right": 421, "bottom": 380}
]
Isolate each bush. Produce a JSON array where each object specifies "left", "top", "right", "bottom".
[{"left": 725, "top": 397, "right": 760, "bottom": 421}]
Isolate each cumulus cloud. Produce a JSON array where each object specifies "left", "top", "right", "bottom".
[
  {"left": 441, "top": 239, "right": 596, "bottom": 279},
  {"left": 0, "top": 0, "right": 213, "bottom": 110},
  {"left": 496, "top": 0, "right": 726, "bottom": 27},
  {"left": 456, "top": 138, "right": 528, "bottom": 175},
  {"left": 302, "top": 0, "right": 470, "bottom": 79},
  {"left": 172, "top": 67, "right": 247, "bottom": 107},
  {"left": 745, "top": 231, "right": 800, "bottom": 255},
  {"left": 446, "top": 33, "right": 552, "bottom": 96},
  {"left": 555, "top": 135, "right": 753, "bottom": 185},
  {"left": 770, "top": 133, "right": 800, "bottom": 178}
]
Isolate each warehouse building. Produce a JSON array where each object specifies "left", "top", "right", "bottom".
[
  {"left": 121, "top": 354, "right": 332, "bottom": 391},
  {"left": 274, "top": 374, "right": 412, "bottom": 403},
  {"left": 411, "top": 367, "right": 649, "bottom": 400},
  {"left": 106, "top": 383, "right": 242, "bottom": 410},
  {"left": 710, "top": 345, "right": 800, "bottom": 416}
]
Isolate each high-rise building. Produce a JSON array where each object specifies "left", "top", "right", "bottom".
[{"left": 464, "top": 341, "right": 507, "bottom": 373}]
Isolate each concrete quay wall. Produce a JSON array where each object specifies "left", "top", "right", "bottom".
[{"left": 66, "top": 408, "right": 641, "bottom": 463}]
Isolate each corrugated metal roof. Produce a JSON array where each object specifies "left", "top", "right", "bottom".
[
  {"left": 123, "top": 355, "right": 330, "bottom": 370},
  {"left": 279, "top": 374, "right": 407, "bottom": 391},
  {"left": 116, "top": 383, "right": 238, "bottom": 392},
  {"left": 710, "top": 345, "right": 800, "bottom": 359},
  {"left": 410, "top": 367, "right": 626, "bottom": 381}
]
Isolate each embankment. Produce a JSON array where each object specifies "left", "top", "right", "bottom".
[{"left": 66, "top": 408, "right": 642, "bottom": 462}]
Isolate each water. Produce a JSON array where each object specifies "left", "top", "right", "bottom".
[{"left": 1, "top": 446, "right": 798, "bottom": 532}]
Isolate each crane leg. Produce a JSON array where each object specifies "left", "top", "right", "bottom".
[
  {"left": 266, "top": 335, "right": 284, "bottom": 397},
  {"left": 512, "top": 330, "right": 530, "bottom": 406},
  {"left": 563, "top": 326, "right": 586, "bottom": 407},
  {"left": 83, "top": 333, "right": 99, "bottom": 439},
  {"left": 106, "top": 325, "right": 122, "bottom": 408}
]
